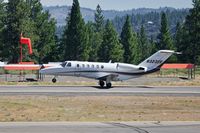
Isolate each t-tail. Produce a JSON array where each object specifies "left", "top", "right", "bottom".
[{"left": 138, "top": 50, "right": 177, "bottom": 72}]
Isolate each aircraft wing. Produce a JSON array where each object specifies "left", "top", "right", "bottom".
[{"left": 97, "top": 73, "right": 119, "bottom": 81}]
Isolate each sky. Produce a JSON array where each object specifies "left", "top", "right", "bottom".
[{"left": 41, "top": 0, "right": 193, "bottom": 10}]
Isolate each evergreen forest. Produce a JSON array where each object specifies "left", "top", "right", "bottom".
[{"left": 0, "top": 0, "right": 200, "bottom": 65}]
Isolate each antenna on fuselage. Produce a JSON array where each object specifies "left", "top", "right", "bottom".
[{"left": 108, "top": 60, "right": 112, "bottom": 63}]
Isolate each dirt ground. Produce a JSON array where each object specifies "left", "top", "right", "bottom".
[{"left": 0, "top": 96, "right": 200, "bottom": 122}]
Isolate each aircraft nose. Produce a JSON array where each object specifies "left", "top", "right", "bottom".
[
  {"left": 39, "top": 67, "right": 53, "bottom": 74},
  {"left": 39, "top": 68, "right": 47, "bottom": 74},
  {"left": 39, "top": 66, "right": 61, "bottom": 75}
]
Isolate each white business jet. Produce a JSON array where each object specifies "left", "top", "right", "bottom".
[{"left": 40, "top": 50, "right": 178, "bottom": 88}]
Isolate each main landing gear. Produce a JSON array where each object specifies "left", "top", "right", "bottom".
[
  {"left": 99, "top": 80, "right": 105, "bottom": 88},
  {"left": 106, "top": 83, "right": 112, "bottom": 88},
  {"left": 99, "top": 80, "right": 112, "bottom": 88}
]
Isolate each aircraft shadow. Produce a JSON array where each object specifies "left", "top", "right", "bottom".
[
  {"left": 92, "top": 85, "right": 154, "bottom": 89},
  {"left": 29, "top": 85, "right": 154, "bottom": 89}
]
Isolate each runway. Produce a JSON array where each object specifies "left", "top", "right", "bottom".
[
  {"left": 0, "top": 86, "right": 200, "bottom": 96},
  {"left": 1, "top": 86, "right": 200, "bottom": 132},
  {"left": 0, "top": 122, "right": 200, "bottom": 133}
]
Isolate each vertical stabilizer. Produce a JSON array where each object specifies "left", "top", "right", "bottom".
[{"left": 138, "top": 50, "right": 175, "bottom": 71}]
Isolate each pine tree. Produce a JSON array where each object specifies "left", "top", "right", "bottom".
[
  {"left": 174, "top": 22, "right": 183, "bottom": 62},
  {"left": 138, "top": 25, "right": 149, "bottom": 62},
  {"left": 181, "top": 0, "right": 200, "bottom": 64},
  {"left": 60, "top": 16, "right": 70, "bottom": 60},
  {"left": 174, "top": 22, "right": 190, "bottom": 63},
  {"left": 175, "top": 22, "right": 182, "bottom": 49},
  {"left": 0, "top": 0, "right": 5, "bottom": 58},
  {"left": 63, "top": 0, "right": 89, "bottom": 61},
  {"left": 157, "top": 12, "right": 174, "bottom": 50},
  {"left": 132, "top": 33, "right": 141, "bottom": 64},
  {"left": 0, "top": 0, "right": 4, "bottom": 33},
  {"left": 87, "top": 22, "right": 101, "bottom": 62},
  {"left": 149, "top": 36, "right": 157, "bottom": 54},
  {"left": 99, "top": 20, "right": 124, "bottom": 62},
  {"left": 2, "top": 0, "right": 30, "bottom": 63},
  {"left": 44, "top": 35, "right": 62, "bottom": 62},
  {"left": 94, "top": 4, "right": 104, "bottom": 33},
  {"left": 120, "top": 15, "right": 137, "bottom": 64},
  {"left": 88, "top": 4, "right": 104, "bottom": 62},
  {"left": 29, "top": 0, "right": 56, "bottom": 63},
  {"left": 80, "top": 24, "right": 90, "bottom": 60}
]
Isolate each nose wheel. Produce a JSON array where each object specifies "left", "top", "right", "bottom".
[{"left": 52, "top": 78, "right": 57, "bottom": 83}]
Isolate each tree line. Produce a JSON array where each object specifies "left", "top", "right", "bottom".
[
  {"left": 0, "top": 0, "right": 200, "bottom": 65},
  {"left": 112, "top": 8, "right": 188, "bottom": 39}
]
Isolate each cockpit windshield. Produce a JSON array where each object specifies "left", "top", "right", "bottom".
[
  {"left": 67, "top": 62, "right": 72, "bottom": 67},
  {"left": 61, "top": 62, "right": 67, "bottom": 67},
  {"left": 60, "top": 62, "right": 72, "bottom": 67}
]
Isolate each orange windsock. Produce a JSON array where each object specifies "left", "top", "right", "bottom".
[{"left": 20, "top": 35, "right": 33, "bottom": 55}]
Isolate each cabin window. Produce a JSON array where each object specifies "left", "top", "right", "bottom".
[
  {"left": 77, "top": 64, "right": 80, "bottom": 68},
  {"left": 92, "top": 65, "right": 95, "bottom": 68},
  {"left": 82, "top": 64, "right": 85, "bottom": 68},
  {"left": 96, "top": 65, "right": 99, "bottom": 69},
  {"left": 67, "top": 62, "right": 72, "bottom": 67},
  {"left": 87, "top": 64, "right": 90, "bottom": 68},
  {"left": 101, "top": 65, "right": 104, "bottom": 69}
]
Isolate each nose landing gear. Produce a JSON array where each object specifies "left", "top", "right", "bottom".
[{"left": 52, "top": 78, "right": 57, "bottom": 83}]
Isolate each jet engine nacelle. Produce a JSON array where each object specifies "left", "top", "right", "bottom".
[{"left": 117, "top": 63, "right": 147, "bottom": 72}]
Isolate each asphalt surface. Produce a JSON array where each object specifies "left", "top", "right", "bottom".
[
  {"left": 0, "top": 122, "right": 200, "bottom": 133},
  {"left": 0, "top": 86, "right": 200, "bottom": 97}
]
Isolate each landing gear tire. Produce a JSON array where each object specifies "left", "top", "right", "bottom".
[
  {"left": 52, "top": 78, "right": 57, "bottom": 83},
  {"left": 106, "top": 83, "right": 112, "bottom": 88},
  {"left": 99, "top": 80, "right": 105, "bottom": 88}
]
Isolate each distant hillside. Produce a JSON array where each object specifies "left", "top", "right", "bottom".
[
  {"left": 44, "top": 6, "right": 186, "bottom": 26},
  {"left": 44, "top": 6, "right": 94, "bottom": 26},
  {"left": 44, "top": 6, "right": 189, "bottom": 38}
]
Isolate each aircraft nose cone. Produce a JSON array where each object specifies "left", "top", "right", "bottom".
[
  {"left": 39, "top": 67, "right": 53, "bottom": 74},
  {"left": 39, "top": 66, "right": 61, "bottom": 75},
  {"left": 39, "top": 68, "right": 47, "bottom": 74}
]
